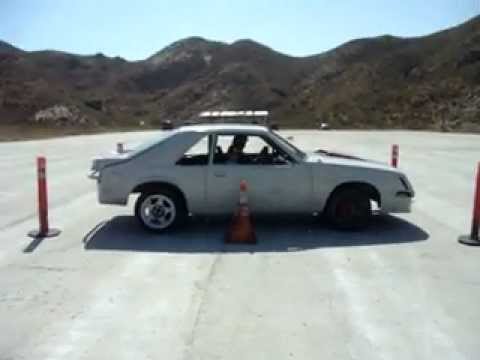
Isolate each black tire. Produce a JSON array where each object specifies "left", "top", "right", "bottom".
[
  {"left": 325, "top": 188, "right": 372, "bottom": 230},
  {"left": 134, "top": 188, "right": 187, "bottom": 232}
]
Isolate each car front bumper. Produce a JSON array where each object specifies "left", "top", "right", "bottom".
[{"left": 382, "top": 191, "right": 414, "bottom": 213}]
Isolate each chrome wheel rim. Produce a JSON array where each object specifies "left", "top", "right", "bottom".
[{"left": 140, "top": 194, "right": 176, "bottom": 229}]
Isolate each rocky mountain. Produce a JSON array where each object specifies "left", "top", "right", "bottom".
[
  {"left": 0, "top": 40, "right": 22, "bottom": 54},
  {"left": 1, "top": 15, "right": 480, "bottom": 135}
]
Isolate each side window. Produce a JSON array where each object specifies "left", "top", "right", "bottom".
[
  {"left": 213, "top": 134, "right": 290, "bottom": 165},
  {"left": 176, "top": 135, "right": 210, "bottom": 165}
]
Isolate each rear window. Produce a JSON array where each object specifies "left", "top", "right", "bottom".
[
  {"left": 176, "top": 135, "right": 210, "bottom": 165},
  {"left": 131, "top": 132, "right": 175, "bottom": 154}
]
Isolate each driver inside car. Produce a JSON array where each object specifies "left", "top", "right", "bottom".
[{"left": 226, "top": 135, "right": 248, "bottom": 163}]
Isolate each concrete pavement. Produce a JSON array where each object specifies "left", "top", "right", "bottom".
[{"left": 0, "top": 130, "right": 479, "bottom": 360}]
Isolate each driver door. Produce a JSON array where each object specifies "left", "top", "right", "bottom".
[{"left": 206, "top": 133, "right": 312, "bottom": 214}]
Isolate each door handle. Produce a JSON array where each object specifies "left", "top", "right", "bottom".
[{"left": 214, "top": 171, "right": 226, "bottom": 178}]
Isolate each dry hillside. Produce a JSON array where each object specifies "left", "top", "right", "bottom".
[{"left": 1, "top": 16, "right": 480, "bottom": 138}]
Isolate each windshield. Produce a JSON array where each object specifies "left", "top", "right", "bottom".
[{"left": 269, "top": 131, "right": 306, "bottom": 159}]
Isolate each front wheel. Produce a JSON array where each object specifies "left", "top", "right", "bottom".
[
  {"left": 325, "top": 188, "right": 372, "bottom": 230},
  {"left": 134, "top": 189, "right": 186, "bottom": 232}
]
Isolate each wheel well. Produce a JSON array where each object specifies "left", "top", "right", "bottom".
[
  {"left": 132, "top": 182, "right": 188, "bottom": 211},
  {"left": 325, "top": 182, "right": 381, "bottom": 210}
]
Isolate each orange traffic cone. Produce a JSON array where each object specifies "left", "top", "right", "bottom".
[{"left": 225, "top": 180, "right": 257, "bottom": 244}]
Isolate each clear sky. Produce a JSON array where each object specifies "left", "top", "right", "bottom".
[{"left": 0, "top": 0, "right": 479, "bottom": 60}]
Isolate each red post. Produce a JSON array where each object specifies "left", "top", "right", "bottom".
[
  {"left": 459, "top": 163, "right": 480, "bottom": 245},
  {"left": 28, "top": 157, "right": 60, "bottom": 239},
  {"left": 37, "top": 157, "right": 48, "bottom": 235},
  {"left": 470, "top": 164, "right": 480, "bottom": 240},
  {"left": 391, "top": 144, "right": 399, "bottom": 168}
]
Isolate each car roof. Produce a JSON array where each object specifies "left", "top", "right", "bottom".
[{"left": 175, "top": 123, "right": 270, "bottom": 133}]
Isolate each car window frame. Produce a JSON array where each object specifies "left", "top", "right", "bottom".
[{"left": 210, "top": 132, "right": 294, "bottom": 166}]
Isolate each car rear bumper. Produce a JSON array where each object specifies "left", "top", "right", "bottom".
[{"left": 95, "top": 180, "right": 128, "bottom": 205}]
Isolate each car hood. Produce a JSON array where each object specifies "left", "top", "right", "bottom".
[{"left": 306, "top": 149, "right": 399, "bottom": 173}]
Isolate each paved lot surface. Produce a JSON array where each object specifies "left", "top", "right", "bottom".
[{"left": 1, "top": 130, "right": 479, "bottom": 360}]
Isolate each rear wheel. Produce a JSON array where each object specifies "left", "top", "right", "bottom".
[
  {"left": 134, "top": 189, "right": 186, "bottom": 232},
  {"left": 325, "top": 188, "right": 372, "bottom": 230}
]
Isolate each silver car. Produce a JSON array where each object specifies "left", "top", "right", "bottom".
[{"left": 89, "top": 124, "right": 414, "bottom": 232}]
